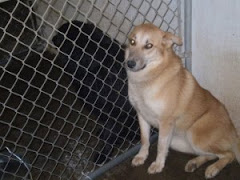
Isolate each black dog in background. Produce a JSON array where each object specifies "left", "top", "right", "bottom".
[{"left": 52, "top": 21, "right": 139, "bottom": 164}]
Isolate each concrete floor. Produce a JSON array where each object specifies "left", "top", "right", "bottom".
[{"left": 97, "top": 143, "right": 240, "bottom": 180}]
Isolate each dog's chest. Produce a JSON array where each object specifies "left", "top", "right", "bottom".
[{"left": 129, "top": 85, "right": 164, "bottom": 128}]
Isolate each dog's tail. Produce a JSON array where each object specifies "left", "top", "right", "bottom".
[{"left": 233, "top": 139, "right": 240, "bottom": 163}]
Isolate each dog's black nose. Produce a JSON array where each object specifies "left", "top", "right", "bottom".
[{"left": 127, "top": 60, "right": 136, "bottom": 69}]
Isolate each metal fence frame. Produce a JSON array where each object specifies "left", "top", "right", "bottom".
[{"left": 0, "top": 0, "right": 192, "bottom": 179}]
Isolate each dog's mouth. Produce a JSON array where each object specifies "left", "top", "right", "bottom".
[{"left": 125, "top": 60, "right": 146, "bottom": 72}]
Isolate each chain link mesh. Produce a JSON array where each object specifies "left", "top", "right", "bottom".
[{"left": 0, "top": 0, "right": 183, "bottom": 179}]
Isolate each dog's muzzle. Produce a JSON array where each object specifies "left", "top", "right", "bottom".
[{"left": 125, "top": 59, "right": 146, "bottom": 72}]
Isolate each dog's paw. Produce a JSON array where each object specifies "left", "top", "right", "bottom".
[
  {"left": 185, "top": 159, "right": 198, "bottom": 172},
  {"left": 132, "top": 155, "right": 146, "bottom": 167},
  {"left": 147, "top": 161, "right": 164, "bottom": 174},
  {"left": 205, "top": 165, "right": 219, "bottom": 179}
]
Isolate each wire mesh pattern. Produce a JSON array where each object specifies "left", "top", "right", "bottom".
[{"left": 0, "top": 0, "right": 183, "bottom": 179}]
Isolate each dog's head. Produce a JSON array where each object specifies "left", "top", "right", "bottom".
[{"left": 125, "top": 23, "right": 182, "bottom": 73}]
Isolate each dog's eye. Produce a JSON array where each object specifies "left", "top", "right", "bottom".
[
  {"left": 145, "top": 43, "right": 153, "bottom": 49},
  {"left": 129, "top": 39, "right": 136, "bottom": 46}
]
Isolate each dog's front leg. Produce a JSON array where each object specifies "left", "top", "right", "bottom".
[
  {"left": 132, "top": 114, "right": 150, "bottom": 166},
  {"left": 148, "top": 121, "right": 173, "bottom": 174}
]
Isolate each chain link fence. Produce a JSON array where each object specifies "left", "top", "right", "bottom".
[{"left": 0, "top": 0, "right": 187, "bottom": 179}]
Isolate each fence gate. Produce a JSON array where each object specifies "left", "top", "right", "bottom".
[{"left": 0, "top": 0, "right": 191, "bottom": 179}]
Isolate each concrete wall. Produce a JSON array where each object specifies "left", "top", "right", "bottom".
[{"left": 192, "top": 0, "right": 240, "bottom": 133}]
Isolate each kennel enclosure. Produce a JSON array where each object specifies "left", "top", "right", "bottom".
[{"left": 0, "top": 0, "right": 191, "bottom": 179}]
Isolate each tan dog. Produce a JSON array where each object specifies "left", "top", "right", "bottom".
[{"left": 125, "top": 23, "right": 240, "bottom": 179}]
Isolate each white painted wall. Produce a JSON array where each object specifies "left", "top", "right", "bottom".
[{"left": 192, "top": 0, "right": 240, "bottom": 133}]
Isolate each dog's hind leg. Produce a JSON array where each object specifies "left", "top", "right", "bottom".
[
  {"left": 205, "top": 151, "right": 234, "bottom": 179},
  {"left": 185, "top": 155, "right": 216, "bottom": 172}
]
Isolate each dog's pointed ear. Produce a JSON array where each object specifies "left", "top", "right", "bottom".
[{"left": 162, "top": 32, "right": 182, "bottom": 47}]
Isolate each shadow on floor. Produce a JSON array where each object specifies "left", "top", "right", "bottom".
[{"left": 97, "top": 143, "right": 240, "bottom": 180}]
